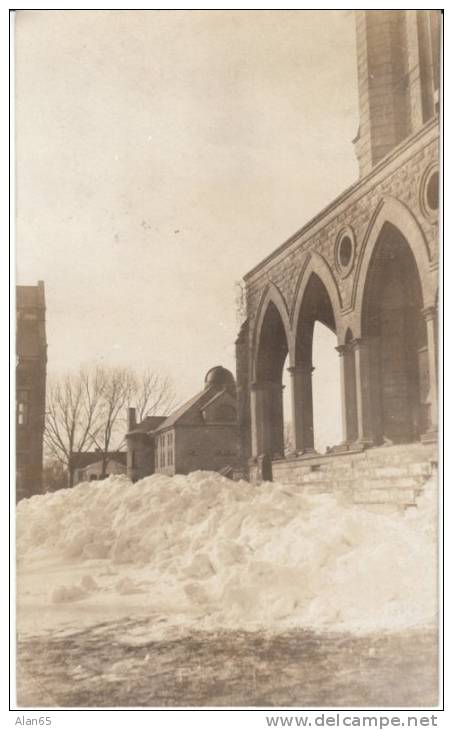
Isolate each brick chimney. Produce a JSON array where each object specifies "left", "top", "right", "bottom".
[{"left": 127, "top": 407, "right": 136, "bottom": 431}]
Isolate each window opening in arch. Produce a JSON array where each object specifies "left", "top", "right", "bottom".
[
  {"left": 255, "top": 301, "right": 290, "bottom": 460},
  {"left": 282, "top": 353, "right": 293, "bottom": 456},
  {"left": 312, "top": 322, "right": 342, "bottom": 453}
]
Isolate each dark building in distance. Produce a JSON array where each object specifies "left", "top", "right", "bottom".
[
  {"left": 16, "top": 281, "right": 47, "bottom": 501},
  {"left": 126, "top": 366, "right": 239, "bottom": 481}
]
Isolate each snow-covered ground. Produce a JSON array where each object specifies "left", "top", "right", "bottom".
[{"left": 16, "top": 471, "right": 438, "bottom": 642}]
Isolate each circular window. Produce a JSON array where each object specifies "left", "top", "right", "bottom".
[
  {"left": 339, "top": 235, "right": 353, "bottom": 267},
  {"left": 426, "top": 171, "right": 439, "bottom": 211},
  {"left": 335, "top": 227, "right": 355, "bottom": 278},
  {"left": 420, "top": 164, "right": 439, "bottom": 221}
]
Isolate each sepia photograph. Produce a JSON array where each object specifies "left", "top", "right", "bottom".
[{"left": 12, "top": 8, "right": 441, "bottom": 711}]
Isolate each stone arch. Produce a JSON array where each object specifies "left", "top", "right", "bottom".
[
  {"left": 351, "top": 197, "right": 436, "bottom": 444},
  {"left": 250, "top": 283, "right": 292, "bottom": 462},
  {"left": 291, "top": 252, "right": 343, "bottom": 340},
  {"left": 252, "top": 282, "right": 293, "bottom": 380},
  {"left": 289, "top": 253, "right": 344, "bottom": 453},
  {"left": 352, "top": 195, "right": 434, "bottom": 335}
]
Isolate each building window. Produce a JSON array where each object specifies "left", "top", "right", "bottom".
[
  {"left": 17, "top": 391, "right": 29, "bottom": 425},
  {"left": 167, "top": 432, "right": 174, "bottom": 466},
  {"left": 426, "top": 171, "right": 439, "bottom": 211},
  {"left": 420, "top": 164, "right": 439, "bottom": 221},
  {"left": 335, "top": 227, "right": 355, "bottom": 278}
]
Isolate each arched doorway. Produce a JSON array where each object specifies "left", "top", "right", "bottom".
[
  {"left": 293, "top": 273, "right": 342, "bottom": 453},
  {"left": 253, "top": 301, "right": 290, "bottom": 460},
  {"left": 361, "top": 223, "right": 428, "bottom": 443}
]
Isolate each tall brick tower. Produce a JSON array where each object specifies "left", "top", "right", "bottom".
[
  {"left": 354, "top": 10, "right": 440, "bottom": 177},
  {"left": 16, "top": 281, "right": 47, "bottom": 501}
]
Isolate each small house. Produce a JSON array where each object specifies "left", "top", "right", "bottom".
[{"left": 126, "top": 366, "right": 239, "bottom": 481}]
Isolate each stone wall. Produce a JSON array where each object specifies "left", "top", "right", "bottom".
[
  {"left": 244, "top": 121, "right": 438, "bottom": 351},
  {"left": 126, "top": 433, "right": 155, "bottom": 482},
  {"left": 174, "top": 425, "right": 239, "bottom": 475}
]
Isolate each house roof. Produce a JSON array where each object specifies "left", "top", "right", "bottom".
[
  {"left": 71, "top": 451, "right": 127, "bottom": 469},
  {"left": 154, "top": 389, "right": 207, "bottom": 432},
  {"left": 154, "top": 385, "right": 238, "bottom": 432},
  {"left": 81, "top": 458, "right": 127, "bottom": 472},
  {"left": 126, "top": 415, "right": 167, "bottom": 436},
  {"left": 201, "top": 389, "right": 236, "bottom": 412}
]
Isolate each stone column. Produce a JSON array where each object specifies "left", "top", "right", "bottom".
[
  {"left": 336, "top": 343, "right": 358, "bottom": 445},
  {"left": 352, "top": 338, "right": 375, "bottom": 446},
  {"left": 251, "top": 380, "right": 283, "bottom": 457},
  {"left": 288, "top": 363, "right": 315, "bottom": 454},
  {"left": 250, "top": 381, "right": 267, "bottom": 458},
  {"left": 269, "top": 381, "right": 285, "bottom": 459},
  {"left": 422, "top": 306, "right": 438, "bottom": 435}
]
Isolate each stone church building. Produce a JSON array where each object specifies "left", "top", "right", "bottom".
[
  {"left": 126, "top": 366, "right": 238, "bottom": 481},
  {"left": 16, "top": 281, "right": 47, "bottom": 501},
  {"left": 236, "top": 11, "right": 440, "bottom": 483}
]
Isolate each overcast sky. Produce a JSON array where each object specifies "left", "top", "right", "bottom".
[{"left": 15, "top": 10, "right": 359, "bottom": 446}]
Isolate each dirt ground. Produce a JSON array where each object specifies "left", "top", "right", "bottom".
[{"left": 15, "top": 621, "right": 438, "bottom": 708}]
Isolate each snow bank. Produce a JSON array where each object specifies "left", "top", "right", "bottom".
[{"left": 16, "top": 471, "right": 437, "bottom": 635}]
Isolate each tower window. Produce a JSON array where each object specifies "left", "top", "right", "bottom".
[{"left": 17, "top": 391, "right": 29, "bottom": 425}]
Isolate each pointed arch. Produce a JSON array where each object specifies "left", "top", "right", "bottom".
[
  {"left": 352, "top": 195, "right": 435, "bottom": 335},
  {"left": 251, "top": 282, "right": 292, "bottom": 461},
  {"left": 252, "top": 282, "right": 293, "bottom": 380},
  {"left": 291, "top": 252, "right": 343, "bottom": 353}
]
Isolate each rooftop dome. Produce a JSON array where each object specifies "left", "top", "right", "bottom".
[{"left": 204, "top": 366, "right": 236, "bottom": 394}]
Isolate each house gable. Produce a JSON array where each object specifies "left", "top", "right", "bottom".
[{"left": 201, "top": 390, "right": 237, "bottom": 425}]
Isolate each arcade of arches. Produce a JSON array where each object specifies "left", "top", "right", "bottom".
[
  {"left": 248, "top": 221, "right": 438, "bottom": 467},
  {"left": 237, "top": 11, "right": 439, "bottom": 479}
]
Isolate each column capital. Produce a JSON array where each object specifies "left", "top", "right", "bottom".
[
  {"left": 422, "top": 305, "right": 437, "bottom": 322},
  {"left": 351, "top": 337, "right": 367, "bottom": 351},
  {"left": 287, "top": 364, "right": 315, "bottom": 375},
  {"left": 336, "top": 343, "right": 354, "bottom": 356}
]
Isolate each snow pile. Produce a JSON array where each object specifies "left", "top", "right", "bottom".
[{"left": 16, "top": 471, "right": 437, "bottom": 635}]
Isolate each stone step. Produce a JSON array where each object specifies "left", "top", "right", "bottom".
[
  {"left": 272, "top": 443, "right": 437, "bottom": 507},
  {"left": 362, "top": 446, "right": 437, "bottom": 465},
  {"left": 353, "top": 488, "right": 417, "bottom": 506},
  {"left": 360, "top": 476, "right": 421, "bottom": 490},
  {"left": 329, "top": 464, "right": 432, "bottom": 481}
]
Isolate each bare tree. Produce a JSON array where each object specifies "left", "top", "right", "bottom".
[
  {"left": 133, "top": 369, "right": 176, "bottom": 422},
  {"left": 44, "top": 369, "right": 103, "bottom": 487},
  {"left": 90, "top": 367, "right": 135, "bottom": 479},
  {"left": 45, "top": 365, "right": 177, "bottom": 487},
  {"left": 90, "top": 367, "right": 177, "bottom": 479},
  {"left": 42, "top": 459, "right": 67, "bottom": 493},
  {"left": 235, "top": 279, "right": 247, "bottom": 326}
]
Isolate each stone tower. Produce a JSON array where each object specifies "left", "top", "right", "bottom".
[
  {"left": 354, "top": 10, "right": 441, "bottom": 176},
  {"left": 16, "top": 281, "right": 47, "bottom": 501}
]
